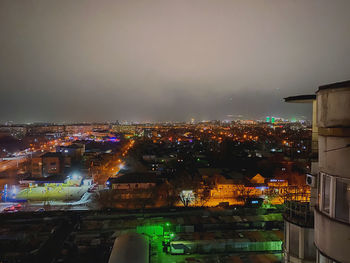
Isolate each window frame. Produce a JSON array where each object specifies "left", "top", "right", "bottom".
[
  {"left": 334, "top": 177, "right": 350, "bottom": 223},
  {"left": 319, "top": 172, "right": 350, "bottom": 223},
  {"left": 320, "top": 172, "right": 333, "bottom": 216}
]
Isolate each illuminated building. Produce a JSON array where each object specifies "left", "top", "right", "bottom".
[
  {"left": 26, "top": 124, "right": 65, "bottom": 136},
  {"left": 32, "top": 152, "right": 70, "bottom": 177},
  {"left": 210, "top": 176, "right": 244, "bottom": 199},
  {"left": 111, "top": 124, "right": 137, "bottom": 134},
  {"left": 0, "top": 125, "right": 27, "bottom": 138},
  {"left": 64, "top": 124, "right": 94, "bottom": 135},
  {"left": 56, "top": 143, "right": 85, "bottom": 161},
  {"left": 106, "top": 173, "right": 158, "bottom": 190}
]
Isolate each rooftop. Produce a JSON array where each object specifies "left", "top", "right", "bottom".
[
  {"left": 317, "top": 79, "right": 350, "bottom": 92},
  {"left": 41, "top": 152, "right": 64, "bottom": 158},
  {"left": 108, "top": 172, "right": 159, "bottom": 184},
  {"left": 284, "top": 94, "right": 316, "bottom": 103}
]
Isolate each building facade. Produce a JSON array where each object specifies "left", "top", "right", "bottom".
[
  {"left": 32, "top": 152, "right": 70, "bottom": 177},
  {"left": 284, "top": 81, "right": 350, "bottom": 263},
  {"left": 315, "top": 81, "right": 350, "bottom": 263},
  {"left": 283, "top": 94, "right": 317, "bottom": 263}
]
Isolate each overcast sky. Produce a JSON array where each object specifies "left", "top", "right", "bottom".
[{"left": 1, "top": 0, "right": 350, "bottom": 123}]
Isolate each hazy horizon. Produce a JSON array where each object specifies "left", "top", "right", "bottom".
[{"left": 1, "top": 0, "right": 350, "bottom": 123}]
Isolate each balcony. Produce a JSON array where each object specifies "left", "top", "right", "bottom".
[{"left": 283, "top": 201, "right": 314, "bottom": 228}]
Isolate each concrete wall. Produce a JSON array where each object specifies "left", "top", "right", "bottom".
[
  {"left": 314, "top": 208, "right": 350, "bottom": 263},
  {"left": 315, "top": 84, "right": 350, "bottom": 262},
  {"left": 317, "top": 87, "right": 350, "bottom": 127},
  {"left": 318, "top": 135, "right": 350, "bottom": 179}
]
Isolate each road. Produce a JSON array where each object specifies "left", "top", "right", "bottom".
[
  {"left": 0, "top": 150, "right": 50, "bottom": 187},
  {"left": 0, "top": 158, "right": 25, "bottom": 173},
  {"left": 93, "top": 139, "right": 135, "bottom": 185}
]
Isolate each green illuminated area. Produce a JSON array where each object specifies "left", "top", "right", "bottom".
[
  {"left": 132, "top": 210, "right": 283, "bottom": 263},
  {"left": 0, "top": 206, "right": 283, "bottom": 262}
]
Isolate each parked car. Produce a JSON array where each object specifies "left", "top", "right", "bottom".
[{"left": 2, "top": 206, "right": 18, "bottom": 213}]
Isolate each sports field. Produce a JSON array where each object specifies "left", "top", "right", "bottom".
[{"left": 16, "top": 185, "right": 89, "bottom": 201}]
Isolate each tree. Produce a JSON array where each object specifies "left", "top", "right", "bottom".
[
  {"left": 236, "top": 184, "right": 256, "bottom": 203},
  {"left": 195, "top": 185, "right": 211, "bottom": 207},
  {"left": 179, "top": 190, "right": 195, "bottom": 207}
]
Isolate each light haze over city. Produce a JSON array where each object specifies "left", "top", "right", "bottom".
[{"left": 1, "top": 0, "right": 350, "bottom": 122}]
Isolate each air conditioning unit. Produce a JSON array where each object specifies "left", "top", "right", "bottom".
[{"left": 306, "top": 173, "right": 316, "bottom": 187}]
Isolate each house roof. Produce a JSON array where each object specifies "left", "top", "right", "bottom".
[
  {"left": 41, "top": 152, "right": 63, "bottom": 158},
  {"left": 108, "top": 172, "right": 159, "bottom": 184},
  {"left": 250, "top": 173, "right": 265, "bottom": 184}
]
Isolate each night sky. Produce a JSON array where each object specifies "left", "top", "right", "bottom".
[{"left": 1, "top": 0, "right": 350, "bottom": 123}]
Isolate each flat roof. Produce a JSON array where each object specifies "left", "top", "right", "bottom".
[
  {"left": 175, "top": 229, "right": 282, "bottom": 242},
  {"left": 41, "top": 152, "right": 63, "bottom": 158},
  {"left": 317, "top": 80, "right": 350, "bottom": 92},
  {"left": 108, "top": 172, "right": 158, "bottom": 184},
  {"left": 284, "top": 95, "right": 316, "bottom": 103}
]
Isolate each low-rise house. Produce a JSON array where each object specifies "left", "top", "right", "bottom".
[{"left": 106, "top": 172, "right": 159, "bottom": 190}]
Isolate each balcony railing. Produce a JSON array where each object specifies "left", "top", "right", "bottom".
[{"left": 283, "top": 200, "right": 314, "bottom": 228}]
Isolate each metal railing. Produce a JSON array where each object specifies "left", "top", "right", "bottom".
[{"left": 283, "top": 200, "right": 314, "bottom": 227}]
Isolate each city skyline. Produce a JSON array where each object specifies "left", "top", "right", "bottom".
[
  {"left": 1, "top": 0, "right": 350, "bottom": 122},
  {"left": 0, "top": 1, "right": 349, "bottom": 261}
]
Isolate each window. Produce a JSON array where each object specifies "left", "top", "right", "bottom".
[
  {"left": 322, "top": 174, "right": 331, "bottom": 214},
  {"left": 319, "top": 172, "right": 350, "bottom": 224},
  {"left": 304, "top": 229, "right": 316, "bottom": 260},
  {"left": 335, "top": 178, "right": 350, "bottom": 222},
  {"left": 317, "top": 250, "right": 339, "bottom": 263},
  {"left": 289, "top": 223, "right": 299, "bottom": 256},
  {"left": 318, "top": 252, "right": 329, "bottom": 263}
]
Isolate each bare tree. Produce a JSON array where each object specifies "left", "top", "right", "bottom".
[
  {"left": 179, "top": 190, "right": 194, "bottom": 207},
  {"left": 195, "top": 186, "right": 211, "bottom": 207},
  {"left": 236, "top": 184, "right": 256, "bottom": 203}
]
